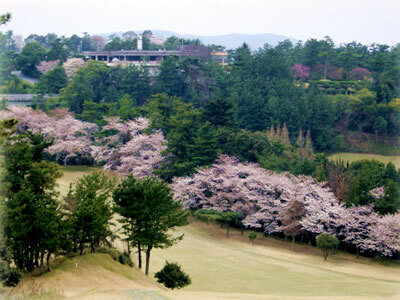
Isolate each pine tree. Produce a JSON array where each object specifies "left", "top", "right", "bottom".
[
  {"left": 3, "top": 131, "right": 62, "bottom": 272},
  {"left": 275, "top": 125, "right": 281, "bottom": 140},
  {"left": 296, "top": 128, "right": 304, "bottom": 147},
  {"left": 281, "top": 122, "right": 291, "bottom": 146},
  {"left": 267, "top": 125, "right": 275, "bottom": 139},
  {"left": 64, "top": 172, "right": 116, "bottom": 255},
  {"left": 202, "top": 98, "right": 237, "bottom": 128},
  {"left": 114, "top": 176, "right": 188, "bottom": 275},
  {"left": 189, "top": 122, "right": 218, "bottom": 169},
  {"left": 305, "top": 129, "right": 313, "bottom": 153}
]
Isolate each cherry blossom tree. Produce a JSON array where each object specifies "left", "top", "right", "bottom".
[
  {"left": 291, "top": 64, "right": 310, "bottom": 79},
  {"left": 1, "top": 106, "right": 97, "bottom": 164},
  {"left": 349, "top": 67, "right": 371, "bottom": 81},
  {"left": 172, "top": 155, "right": 339, "bottom": 235},
  {"left": 93, "top": 117, "right": 166, "bottom": 177},
  {"left": 37, "top": 60, "right": 60, "bottom": 74},
  {"left": 63, "top": 58, "right": 85, "bottom": 79},
  {"left": 172, "top": 155, "right": 400, "bottom": 257}
]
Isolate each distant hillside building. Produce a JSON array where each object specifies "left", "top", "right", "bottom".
[
  {"left": 210, "top": 51, "right": 228, "bottom": 66},
  {"left": 82, "top": 45, "right": 227, "bottom": 68}
]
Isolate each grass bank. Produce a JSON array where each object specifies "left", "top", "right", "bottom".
[{"left": 329, "top": 152, "right": 400, "bottom": 168}]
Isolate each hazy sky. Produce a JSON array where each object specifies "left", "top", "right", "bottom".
[{"left": 2, "top": 0, "right": 399, "bottom": 45}]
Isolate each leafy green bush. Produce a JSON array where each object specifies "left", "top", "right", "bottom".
[
  {"left": 316, "top": 233, "right": 339, "bottom": 260},
  {"left": 248, "top": 232, "right": 257, "bottom": 244},
  {"left": 96, "top": 247, "right": 120, "bottom": 261},
  {"left": 155, "top": 261, "right": 191, "bottom": 289},
  {"left": 118, "top": 252, "right": 134, "bottom": 267},
  {"left": 97, "top": 247, "right": 133, "bottom": 267},
  {"left": 0, "top": 261, "right": 21, "bottom": 287}
]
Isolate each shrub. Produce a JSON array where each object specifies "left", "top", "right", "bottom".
[
  {"left": 97, "top": 247, "right": 133, "bottom": 267},
  {"left": 248, "top": 232, "right": 257, "bottom": 244},
  {"left": 155, "top": 261, "right": 191, "bottom": 289},
  {"left": 0, "top": 261, "right": 21, "bottom": 287},
  {"left": 316, "top": 233, "right": 339, "bottom": 260},
  {"left": 118, "top": 252, "right": 134, "bottom": 267}
]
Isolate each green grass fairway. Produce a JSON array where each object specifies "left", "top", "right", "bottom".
[
  {"left": 329, "top": 153, "right": 400, "bottom": 168},
  {"left": 57, "top": 166, "right": 115, "bottom": 196},
  {"left": 151, "top": 222, "right": 400, "bottom": 299}
]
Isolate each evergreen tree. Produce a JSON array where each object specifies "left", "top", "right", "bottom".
[
  {"left": 202, "top": 98, "right": 237, "bottom": 128},
  {"left": 114, "top": 176, "right": 188, "bottom": 275},
  {"left": 16, "top": 41, "right": 47, "bottom": 78},
  {"left": 3, "top": 132, "right": 62, "bottom": 272},
  {"left": 281, "top": 122, "right": 291, "bottom": 146},
  {"left": 117, "top": 94, "right": 137, "bottom": 120},
  {"left": 63, "top": 172, "right": 116, "bottom": 255},
  {"left": 188, "top": 121, "right": 218, "bottom": 169},
  {"left": 296, "top": 128, "right": 304, "bottom": 147},
  {"left": 375, "top": 180, "right": 400, "bottom": 214},
  {"left": 156, "top": 101, "right": 201, "bottom": 180},
  {"left": 36, "top": 65, "right": 68, "bottom": 94},
  {"left": 305, "top": 129, "right": 313, "bottom": 153}
]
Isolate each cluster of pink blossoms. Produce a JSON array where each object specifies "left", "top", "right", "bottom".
[
  {"left": 172, "top": 155, "right": 400, "bottom": 257},
  {"left": 0, "top": 107, "right": 166, "bottom": 177}
]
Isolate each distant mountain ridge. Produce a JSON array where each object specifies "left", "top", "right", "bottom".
[{"left": 98, "top": 30, "right": 297, "bottom": 50}]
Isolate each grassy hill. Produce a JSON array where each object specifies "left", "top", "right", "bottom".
[
  {"left": 7, "top": 253, "right": 166, "bottom": 299},
  {"left": 12, "top": 166, "right": 398, "bottom": 299}
]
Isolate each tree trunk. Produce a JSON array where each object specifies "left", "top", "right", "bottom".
[
  {"left": 40, "top": 252, "right": 45, "bottom": 267},
  {"left": 324, "top": 250, "right": 328, "bottom": 260},
  {"left": 356, "top": 247, "right": 359, "bottom": 258},
  {"left": 324, "top": 57, "right": 328, "bottom": 79},
  {"left": 292, "top": 236, "right": 295, "bottom": 251},
  {"left": 145, "top": 245, "right": 152, "bottom": 276},
  {"left": 138, "top": 241, "right": 142, "bottom": 269},
  {"left": 34, "top": 251, "right": 39, "bottom": 267},
  {"left": 226, "top": 223, "right": 230, "bottom": 238},
  {"left": 46, "top": 252, "right": 52, "bottom": 272},
  {"left": 126, "top": 240, "right": 131, "bottom": 256}
]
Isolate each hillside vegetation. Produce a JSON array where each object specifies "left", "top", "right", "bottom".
[{"left": 329, "top": 153, "right": 400, "bottom": 168}]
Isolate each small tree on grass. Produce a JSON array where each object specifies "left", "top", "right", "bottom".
[
  {"left": 280, "top": 199, "right": 304, "bottom": 251},
  {"left": 63, "top": 172, "right": 116, "bottom": 255},
  {"left": 155, "top": 261, "right": 191, "bottom": 289},
  {"left": 248, "top": 232, "right": 257, "bottom": 245},
  {"left": 316, "top": 233, "right": 339, "bottom": 260},
  {"left": 193, "top": 209, "right": 241, "bottom": 237},
  {"left": 113, "top": 176, "right": 189, "bottom": 276}
]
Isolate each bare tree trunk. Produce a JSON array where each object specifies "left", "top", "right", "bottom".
[
  {"left": 292, "top": 236, "right": 295, "bottom": 251},
  {"left": 40, "top": 252, "right": 45, "bottom": 267},
  {"left": 145, "top": 246, "right": 152, "bottom": 276},
  {"left": 138, "top": 241, "right": 142, "bottom": 269},
  {"left": 46, "top": 252, "right": 52, "bottom": 272},
  {"left": 126, "top": 240, "right": 131, "bottom": 256}
]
